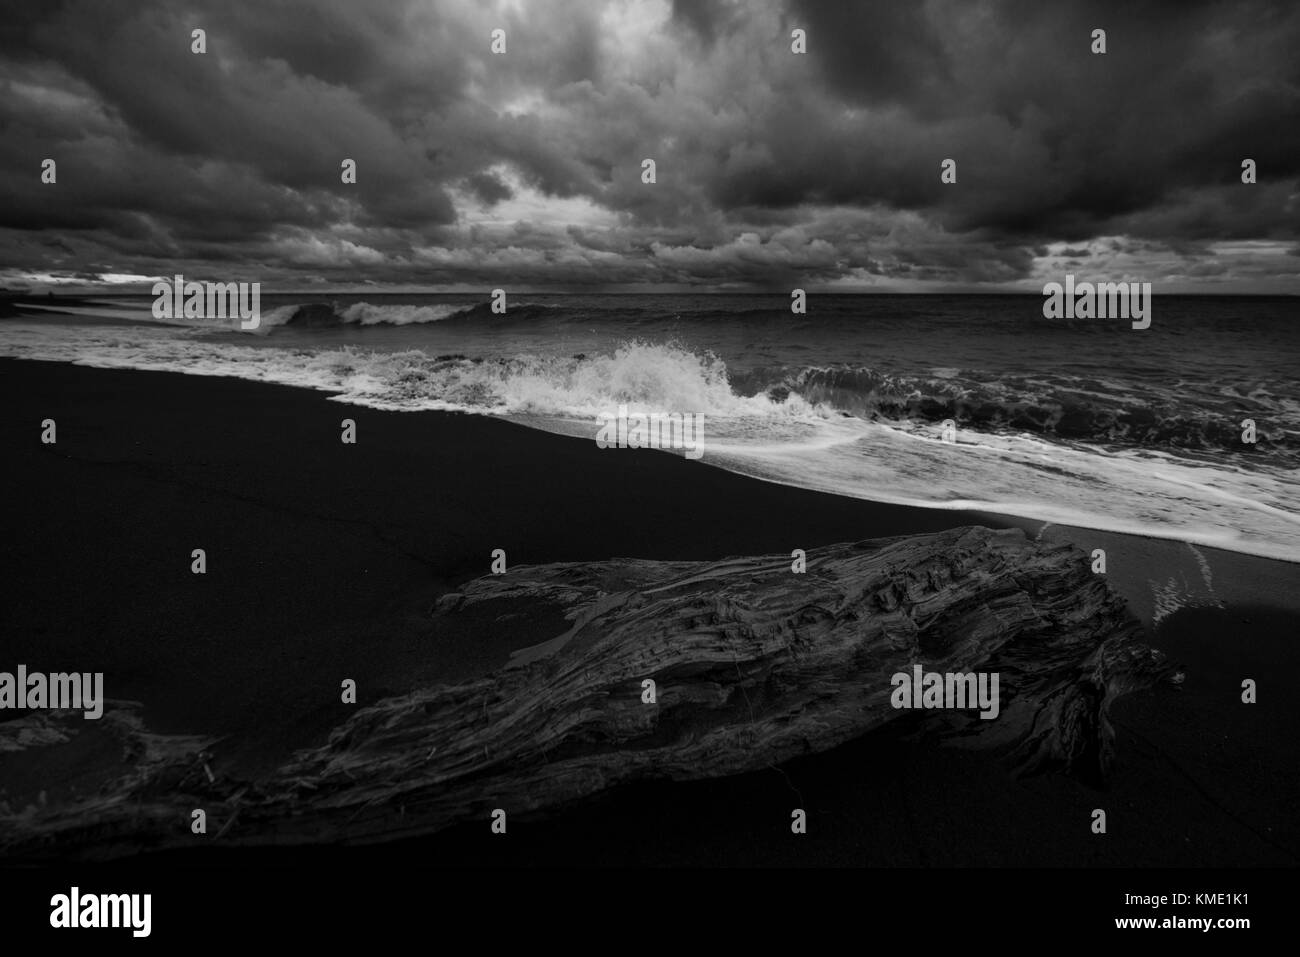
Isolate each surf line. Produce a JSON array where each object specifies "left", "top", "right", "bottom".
[
  {"left": 595, "top": 404, "right": 706, "bottom": 460},
  {"left": 0, "top": 666, "right": 103, "bottom": 719},
  {"left": 890, "top": 665, "right": 1000, "bottom": 719}
]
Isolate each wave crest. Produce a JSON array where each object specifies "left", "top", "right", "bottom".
[
  {"left": 322, "top": 340, "right": 813, "bottom": 419},
  {"left": 251, "top": 300, "right": 562, "bottom": 332},
  {"left": 744, "top": 364, "right": 1297, "bottom": 456}
]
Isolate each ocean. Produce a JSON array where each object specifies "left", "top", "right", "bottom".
[{"left": 3, "top": 292, "right": 1298, "bottom": 561}]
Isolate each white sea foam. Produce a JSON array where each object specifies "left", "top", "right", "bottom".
[{"left": 2, "top": 320, "right": 1297, "bottom": 563}]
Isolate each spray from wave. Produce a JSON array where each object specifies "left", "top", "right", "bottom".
[
  {"left": 0, "top": 322, "right": 809, "bottom": 417},
  {"left": 2, "top": 320, "right": 1297, "bottom": 561}
]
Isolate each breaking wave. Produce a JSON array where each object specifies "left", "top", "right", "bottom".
[
  {"left": 734, "top": 364, "right": 1299, "bottom": 459},
  {"left": 2, "top": 320, "right": 1297, "bottom": 561},
  {"left": 253, "top": 300, "right": 563, "bottom": 332}
]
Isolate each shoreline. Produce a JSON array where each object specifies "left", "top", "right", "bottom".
[
  {"left": 1, "top": 357, "right": 1296, "bottom": 866},
  {"left": 5, "top": 336, "right": 1296, "bottom": 571}
]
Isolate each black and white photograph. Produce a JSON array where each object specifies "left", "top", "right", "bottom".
[{"left": 0, "top": 0, "right": 1294, "bottom": 939}]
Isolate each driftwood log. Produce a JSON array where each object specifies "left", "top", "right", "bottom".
[{"left": 0, "top": 525, "right": 1169, "bottom": 859}]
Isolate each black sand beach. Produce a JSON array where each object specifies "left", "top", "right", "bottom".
[{"left": 1, "top": 357, "right": 1296, "bottom": 867}]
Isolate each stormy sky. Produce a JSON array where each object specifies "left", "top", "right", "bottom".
[{"left": 2, "top": 0, "right": 1299, "bottom": 292}]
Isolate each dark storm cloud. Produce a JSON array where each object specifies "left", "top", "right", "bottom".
[
  {"left": 464, "top": 170, "right": 514, "bottom": 205},
  {"left": 786, "top": 0, "right": 952, "bottom": 114},
  {"left": 0, "top": 0, "right": 1298, "bottom": 290},
  {"left": 670, "top": 0, "right": 742, "bottom": 46},
  {"left": 712, "top": 0, "right": 1300, "bottom": 239}
]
